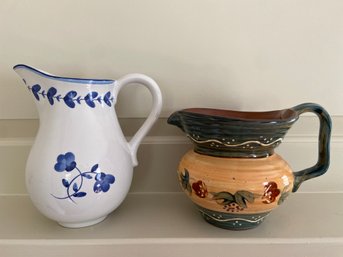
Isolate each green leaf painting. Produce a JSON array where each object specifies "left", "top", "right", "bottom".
[
  {"left": 277, "top": 185, "right": 291, "bottom": 205},
  {"left": 212, "top": 192, "right": 235, "bottom": 205},
  {"left": 180, "top": 169, "right": 192, "bottom": 194},
  {"left": 212, "top": 190, "right": 255, "bottom": 209}
]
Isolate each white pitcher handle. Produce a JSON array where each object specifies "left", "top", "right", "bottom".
[{"left": 116, "top": 74, "right": 162, "bottom": 167}]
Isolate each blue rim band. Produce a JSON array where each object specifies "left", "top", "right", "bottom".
[{"left": 13, "top": 64, "right": 115, "bottom": 85}]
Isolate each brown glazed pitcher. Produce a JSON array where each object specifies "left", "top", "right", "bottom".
[{"left": 168, "top": 103, "right": 331, "bottom": 230}]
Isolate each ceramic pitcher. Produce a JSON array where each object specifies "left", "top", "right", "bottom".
[
  {"left": 14, "top": 64, "right": 162, "bottom": 228},
  {"left": 168, "top": 104, "right": 331, "bottom": 230}
]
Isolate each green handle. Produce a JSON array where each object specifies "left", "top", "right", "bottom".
[{"left": 291, "top": 103, "right": 332, "bottom": 192}]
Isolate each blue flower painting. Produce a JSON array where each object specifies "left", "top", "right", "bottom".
[
  {"left": 54, "top": 152, "right": 77, "bottom": 172},
  {"left": 51, "top": 152, "right": 115, "bottom": 203},
  {"left": 94, "top": 173, "right": 115, "bottom": 193}
]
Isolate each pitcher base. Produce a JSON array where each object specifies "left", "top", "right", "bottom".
[
  {"left": 198, "top": 206, "right": 270, "bottom": 230},
  {"left": 58, "top": 216, "right": 107, "bottom": 228}
]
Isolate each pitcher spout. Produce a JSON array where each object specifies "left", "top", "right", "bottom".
[
  {"left": 13, "top": 64, "right": 41, "bottom": 86},
  {"left": 13, "top": 64, "right": 115, "bottom": 85},
  {"left": 167, "top": 107, "right": 299, "bottom": 158},
  {"left": 13, "top": 64, "right": 118, "bottom": 111},
  {"left": 167, "top": 111, "right": 184, "bottom": 130}
]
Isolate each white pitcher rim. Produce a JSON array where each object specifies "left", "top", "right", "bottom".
[{"left": 13, "top": 64, "right": 115, "bottom": 85}]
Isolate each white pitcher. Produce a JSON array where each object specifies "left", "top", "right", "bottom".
[{"left": 14, "top": 64, "right": 162, "bottom": 228}]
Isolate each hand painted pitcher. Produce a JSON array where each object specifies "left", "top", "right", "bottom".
[
  {"left": 168, "top": 104, "right": 331, "bottom": 230},
  {"left": 14, "top": 64, "right": 162, "bottom": 228}
]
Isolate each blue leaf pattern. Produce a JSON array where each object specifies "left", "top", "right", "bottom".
[
  {"left": 73, "top": 183, "right": 78, "bottom": 192},
  {"left": 63, "top": 91, "right": 78, "bottom": 108},
  {"left": 103, "top": 91, "right": 112, "bottom": 107},
  {"left": 62, "top": 179, "right": 69, "bottom": 188},
  {"left": 84, "top": 92, "right": 99, "bottom": 108},
  {"left": 83, "top": 174, "right": 92, "bottom": 179},
  {"left": 27, "top": 84, "right": 114, "bottom": 109},
  {"left": 47, "top": 87, "right": 57, "bottom": 105},
  {"left": 74, "top": 192, "right": 87, "bottom": 197},
  {"left": 31, "top": 84, "right": 41, "bottom": 101},
  {"left": 91, "top": 164, "right": 99, "bottom": 172}
]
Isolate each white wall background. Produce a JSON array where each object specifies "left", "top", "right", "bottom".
[{"left": 0, "top": 0, "right": 342, "bottom": 118}]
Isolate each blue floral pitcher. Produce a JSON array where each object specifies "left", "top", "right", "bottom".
[{"left": 14, "top": 64, "right": 162, "bottom": 228}]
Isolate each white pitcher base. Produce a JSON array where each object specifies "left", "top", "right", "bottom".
[{"left": 58, "top": 216, "right": 107, "bottom": 228}]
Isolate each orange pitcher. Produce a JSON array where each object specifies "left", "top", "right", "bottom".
[{"left": 168, "top": 103, "right": 331, "bottom": 230}]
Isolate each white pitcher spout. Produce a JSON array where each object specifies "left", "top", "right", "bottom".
[
  {"left": 13, "top": 64, "right": 118, "bottom": 112},
  {"left": 13, "top": 64, "right": 43, "bottom": 86},
  {"left": 13, "top": 64, "right": 115, "bottom": 85}
]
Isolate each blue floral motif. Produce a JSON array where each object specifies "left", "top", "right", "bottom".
[
  {"left": 54, "top": 152, "right": 77, "bottom": 172},
  {"left": 51, "top": 152, "right": 115, "bottom": 203},
  {"left": 27, "top": 84, "right": 114, "bottom": 108},
  {"left": 94, "top": 173, "right": 115, "bottom": 193}
]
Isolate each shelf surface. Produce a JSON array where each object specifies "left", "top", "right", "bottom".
[{"left": 1, "top": 193, "right": 343, "bottom": 256}]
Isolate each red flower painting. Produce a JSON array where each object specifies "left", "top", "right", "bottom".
[
  {"left": 192, "top": 180, "right": 208, "bottom": 198},
  {"left": 262, "top": 182, "right": 280, "bottom": 204}
]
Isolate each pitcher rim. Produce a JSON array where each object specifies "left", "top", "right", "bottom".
[
  {"left": 13, "top": 64, "right": 115, "bottom": 85},
  {"left": 178, "top": 107, "right": 298, "bottom": 122}
]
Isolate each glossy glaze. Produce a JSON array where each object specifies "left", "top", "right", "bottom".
[
  {"left": 179, "top": 151, "right": 293, "bottom": 213},
  {"left": 168, "top": 107, "right": 298, "bottom": 158},
  {"left": 14, "top": 64, "right": 162, "bottom": 228},
  {"left": 178, "top": 151, "right": 294, "bottom": 229},
  {"left": 168, "top": 103, "right": 331, "bottom": 230}
]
